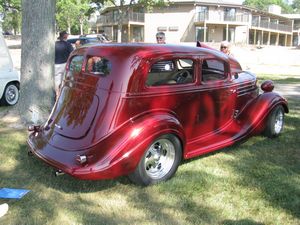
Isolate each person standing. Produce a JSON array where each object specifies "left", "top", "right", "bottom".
[
  {"left": 156, "top": 32, "right": 166, "bottom": 44},
  {"left": 220, "top": 40, "right": 234, "bottom": 57},
  {"left": 54, "top": 31, "right": 73, "bottom": 97}
]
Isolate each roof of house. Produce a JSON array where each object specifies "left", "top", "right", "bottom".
[{"left": 281, "top": 14, "right": 300, "bottom": 19}]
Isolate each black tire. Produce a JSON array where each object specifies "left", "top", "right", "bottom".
[
  {"left": 264, "top": 105, "right": 285, "bottom": 138},
  {"left": 129, "top": 134, "right": 182, "bottom": 186},
  {"left": 0, "top": 83, "right": 19, "bottom": 106}
]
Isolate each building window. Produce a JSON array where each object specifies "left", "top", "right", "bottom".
[
  {"left": 224, "top": 8, "right": 236, "bottom": 21},
  {"left": 196, "top": 6, "right": 208, "bottom": 21},
  {"left": 157, "top": 26, "right": 167, "bottom": 31},
  {"left": 169, "top": 26, "right": 179, "bottom": 31}
]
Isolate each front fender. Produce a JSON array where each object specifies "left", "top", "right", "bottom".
[{"left": 237, "top": 92, "right": 288, "bottom": 135}]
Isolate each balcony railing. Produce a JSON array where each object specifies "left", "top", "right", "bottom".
[
  {"left": 195, "top": 12, "right": 249, "bottom": 23},
  {"left": 98, "top": 12, "right": 145, "bottom": 24},
  {"left": 251, "top": 19, "right": 292, "bottom": 32},
  {"left": 293, "top": 23, "right": 300, "bottom": 30}
]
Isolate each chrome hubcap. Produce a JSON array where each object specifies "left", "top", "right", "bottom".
[
  {"left": 5, "top": 85, "right": 18, "bottom": 105},
  {"left": 144, "top": 138, "right": 175, "bottom": 180},
  {"left": 274, "top": 110, "right": 283, "bottom": 134}
]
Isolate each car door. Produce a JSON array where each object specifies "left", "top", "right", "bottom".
[{"left": 188, "top": 57, "right": 237, "bottom": 142}]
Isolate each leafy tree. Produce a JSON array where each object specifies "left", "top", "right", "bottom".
[
  {"left": 2, "top": 10, "right": 20, "bottom": 34},
  {"left": 56, "top": 0, "right": 93, "bottom": 35},
  {"left": 292, "top": 0, "right": 300, "bottom": 13},
  {"left": 0, "top": 0, "right": 21, "bottom": 12},
  {"left": 0, "top": 0, "right": 21, "bottom": 33},
  {"left": 243, "top": 0, "right": 293, "bottom": 13}
]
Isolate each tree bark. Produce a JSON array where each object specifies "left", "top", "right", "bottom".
[{"left": 18, "top": 0, "right": 56, "bottom": 125}]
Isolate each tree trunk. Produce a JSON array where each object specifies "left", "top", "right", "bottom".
[
  {"left": 67, "top": 19, "right": 71, "bottom": 34},
  {"left": 80, "top": 21, "right": 83, "bottom": 35},
  {"left": 18, "top": 0, "right": 56, "bottom": 125}
]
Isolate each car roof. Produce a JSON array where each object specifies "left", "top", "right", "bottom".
[
  {"left": 81, "top": 43, "right": 228, "bottom": 61},
  {"left": 67, "top": 37, "right": 99, "bottom": 43},
  {"left": 70, "top": 43, "right": 239, "bottom": 93}
]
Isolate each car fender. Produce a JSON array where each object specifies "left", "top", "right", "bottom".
[
  {"left": 0, "top": 70, "right": 20, "bottom": 99},
  {"left": 237, "top": 92, "right": 288, "bottom": 135},
  {"left": 115, "top": 111, "right": 185, "bottom": 166},
  {"left": 75, "top": 111, "right": 185, "bottom": 179}
]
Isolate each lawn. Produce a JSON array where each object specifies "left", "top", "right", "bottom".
[{"left": 0, "top": 75, "right": 299, "bottom": 225}]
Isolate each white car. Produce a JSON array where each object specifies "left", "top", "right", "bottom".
[{"left": 0, "top": 31, "right": 20, "bottom": 106}]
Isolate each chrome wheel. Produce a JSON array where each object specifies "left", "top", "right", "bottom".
[
  {"left": 264, "top": 105, "right": 285, "bottom": 138},
  {"left": 144, "top": 138, "right": 176, "bottom": 180},
  {"left": 274, "top": 109, "right": 284, "bottom": 134},
  {"left": 129, "top": 134, "right": 182, "bottom": 186},
  {"left": 3, "top": 84, "right": 19, "bottom": 106}
]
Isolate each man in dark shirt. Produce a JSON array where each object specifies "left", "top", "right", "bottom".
[{"left": 54, "top": 31, "right": 73, "bottom": 97}]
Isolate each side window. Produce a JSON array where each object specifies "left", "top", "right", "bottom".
[
  {"left": 66, "top": 55, "right": 84, "bottom": 78},
  {"left": 85, "top": 56, "right": 112, "bottom": 76},
  {"left": 150, "top": 60, "right": 174, "bottom": 72},
  {"left": 201, "top": 58, "right": 227, "bottom": 82},
  {"left": 146, "top": 59, "right": 194, "bottom": 86}
]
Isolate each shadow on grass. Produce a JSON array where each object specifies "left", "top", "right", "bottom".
[
  {"left": 225, "top": 105, "right": 300, "bottom": 220},
  {"left": 0, "top": 93, "right": 299, "bottom": 224},
  {"left": 222, "top": 219, "right": 264, "bottom": 225}
]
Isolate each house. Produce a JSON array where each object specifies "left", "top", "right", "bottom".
[
  {"left": 95, "top": 0, "right": 297, "bottom": 46},
  {"left": 281, "top": 13, "right": 300, "bottom": 46}
]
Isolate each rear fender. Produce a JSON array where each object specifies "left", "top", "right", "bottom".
[
  {"left": 95, "top": 112, "right": 185, "bottom": 176},
  {"left": 237, "top": 92, "right": 288, "bottom": 134}
]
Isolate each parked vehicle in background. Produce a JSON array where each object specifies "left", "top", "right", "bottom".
[
  {"left": 0, "top": 31, "right": 20, "bottom": 106},
  {"left": 67, "top": 34, "right": 110, "bottom": 48},
  {"left": 27, "top": 43, "right": 288, "bottom": 186}
]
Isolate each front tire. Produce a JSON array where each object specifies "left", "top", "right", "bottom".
[
  {"left": 264, "top": 105, "right": 285, "bottom": 138},
  {"left": 1, "top": 83, "right": 19, "bottom": 106},
  {"left": 129, "top": 134, "right": 182, "bottom": 186}
]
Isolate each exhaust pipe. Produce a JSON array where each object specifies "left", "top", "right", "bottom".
[{"left": 54, "top": 170, "right": 65, "bottom": 176}]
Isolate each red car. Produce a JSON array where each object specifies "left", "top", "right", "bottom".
[{"left": 27, "top": 43, "right": 288, "bottom": 185}]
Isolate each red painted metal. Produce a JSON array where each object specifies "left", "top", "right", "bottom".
[
  {"left": 261, "top": 80, "right": 275, "bottom": 92},
  {"left": 27, "top": 43, "right": 288, "bottom": 180}
]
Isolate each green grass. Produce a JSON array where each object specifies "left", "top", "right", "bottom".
[
  {"left": 0, "top": 77, "right": 299, "bottom": 225},
  {"left": 257, "top": 74, "right": 300, "bottom": 84}
]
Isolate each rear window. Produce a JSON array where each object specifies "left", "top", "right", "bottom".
[
  {"left": 66, "top": 55, "right": 84, "bottom": 78},
  {"left": 85, "top": 56, "right": 112, "bottom": 76}
]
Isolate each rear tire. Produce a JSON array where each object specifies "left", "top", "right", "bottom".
[
  {"left": 0, "top": 83, "right": 19, "bottom": 106},
  {"left": 264, "top": 105, "right": 285, "bottom": 138},
  {"left": 129, "top": 134, "right": 182, "bottom": 186}
]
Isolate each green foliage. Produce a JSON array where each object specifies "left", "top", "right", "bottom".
[
  {"left": 1, "top": 10, "right": 20, "bottom": 34},
  {"left": 292, "top": 0, "right": 300, "bottom": 13},
  {"left": 56, "top": 0, "right": 93, "bottom": 34},
  {"left": 243, "top": 0, "right": 293, "bottom": 13},
  {"left": 0, "top": 0, "right": 21, "bottom": 33},
  {"left": 0, "top": 0, "right": 21, "bottom": 12}
]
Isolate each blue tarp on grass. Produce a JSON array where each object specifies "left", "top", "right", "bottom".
[{"left": 0, "top": 188, "right": 30, "bottom": 199}]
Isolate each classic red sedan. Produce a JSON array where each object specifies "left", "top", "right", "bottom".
[{"left": 27, "top": 43, "right": 288, "bottom": 185}]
